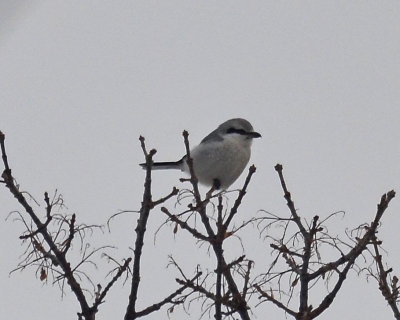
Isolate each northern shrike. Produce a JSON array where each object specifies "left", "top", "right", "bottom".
[{"left": 140, "top": 118, "right": 261, "bottom": 190}]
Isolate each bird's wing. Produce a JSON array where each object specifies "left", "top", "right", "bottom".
[{"left": 200, "top": 128, "right": 224, "bottom": 143}]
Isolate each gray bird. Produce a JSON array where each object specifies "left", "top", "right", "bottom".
[{"left": 140, "top": 118, "right": 261, "bottom": 190}]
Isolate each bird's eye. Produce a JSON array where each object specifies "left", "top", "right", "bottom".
[{"left": 227, "top": 128, "right": 247, "bottom": 135}]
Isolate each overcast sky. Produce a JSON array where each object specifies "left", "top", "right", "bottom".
[{"left": 1, "top": 2, "right": 400, "bottom": 319}]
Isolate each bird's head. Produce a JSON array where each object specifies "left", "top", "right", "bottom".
[{"left": 220, "top": 118, "right": 261, "bottom": 146}]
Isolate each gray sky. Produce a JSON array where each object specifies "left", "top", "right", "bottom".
[{"left": 1, "top": 1, "right": 400, "bottom": 319}]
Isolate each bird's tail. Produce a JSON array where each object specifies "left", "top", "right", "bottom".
[{"left": 139, "top": 159, "right": 183, "bottom": 170}]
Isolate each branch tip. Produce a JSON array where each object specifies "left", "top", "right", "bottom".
[{"left": 387, "top": 190, "right": 396, "bottom": 200}]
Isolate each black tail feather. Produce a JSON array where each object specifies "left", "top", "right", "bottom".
[{"left": 139, "top": 158, "right": 184, "bottom": 170}]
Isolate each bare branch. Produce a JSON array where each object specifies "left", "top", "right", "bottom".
[
  {"left": 1, "top": 131, "right": 94, "bottom": 320},
  {"left": 135, "top": 272, "right": 202, "bottom": 317},
  {"left": 161, "top": 207, "right": 209, "bottom": 241},
  {"left": 274, "top": 164, "right": 308, "bottom": 238},
  {"left": 125, "top": 136, "right": 157, "bottom": 320},
  {"left": 152, "top": 187, "right": 179, "bottom": 207},
  {"left": 254, "top": 284, "right": 297, "bottom": 317},
  {"left": 223, "top": 165, "right": 256, "bottom": 229},
  {"left": 93, "top": 258, "right": 132, "bottom": 310},
  {"left": 372, "top": 238, "right": 400, "bottom": 319}
]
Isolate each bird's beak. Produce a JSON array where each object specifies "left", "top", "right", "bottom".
[{"left": 247, "top": 131, "right": 261, "bottom": 139}]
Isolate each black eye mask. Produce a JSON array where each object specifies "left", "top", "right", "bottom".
[{"left": 226, "top": 127, "right": 247, "bottom": 135}]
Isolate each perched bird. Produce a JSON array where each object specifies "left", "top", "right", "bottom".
[{"left": 140, "top": 118, "right": 261, "bottom": 190}]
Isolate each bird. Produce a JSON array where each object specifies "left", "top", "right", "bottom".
[{"left": 140, "top": 118, "right": 261, "bottom": 190}]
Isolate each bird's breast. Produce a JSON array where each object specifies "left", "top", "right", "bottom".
[{"left": 184, "top": 138, "right": 251, "bottom": 189}]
